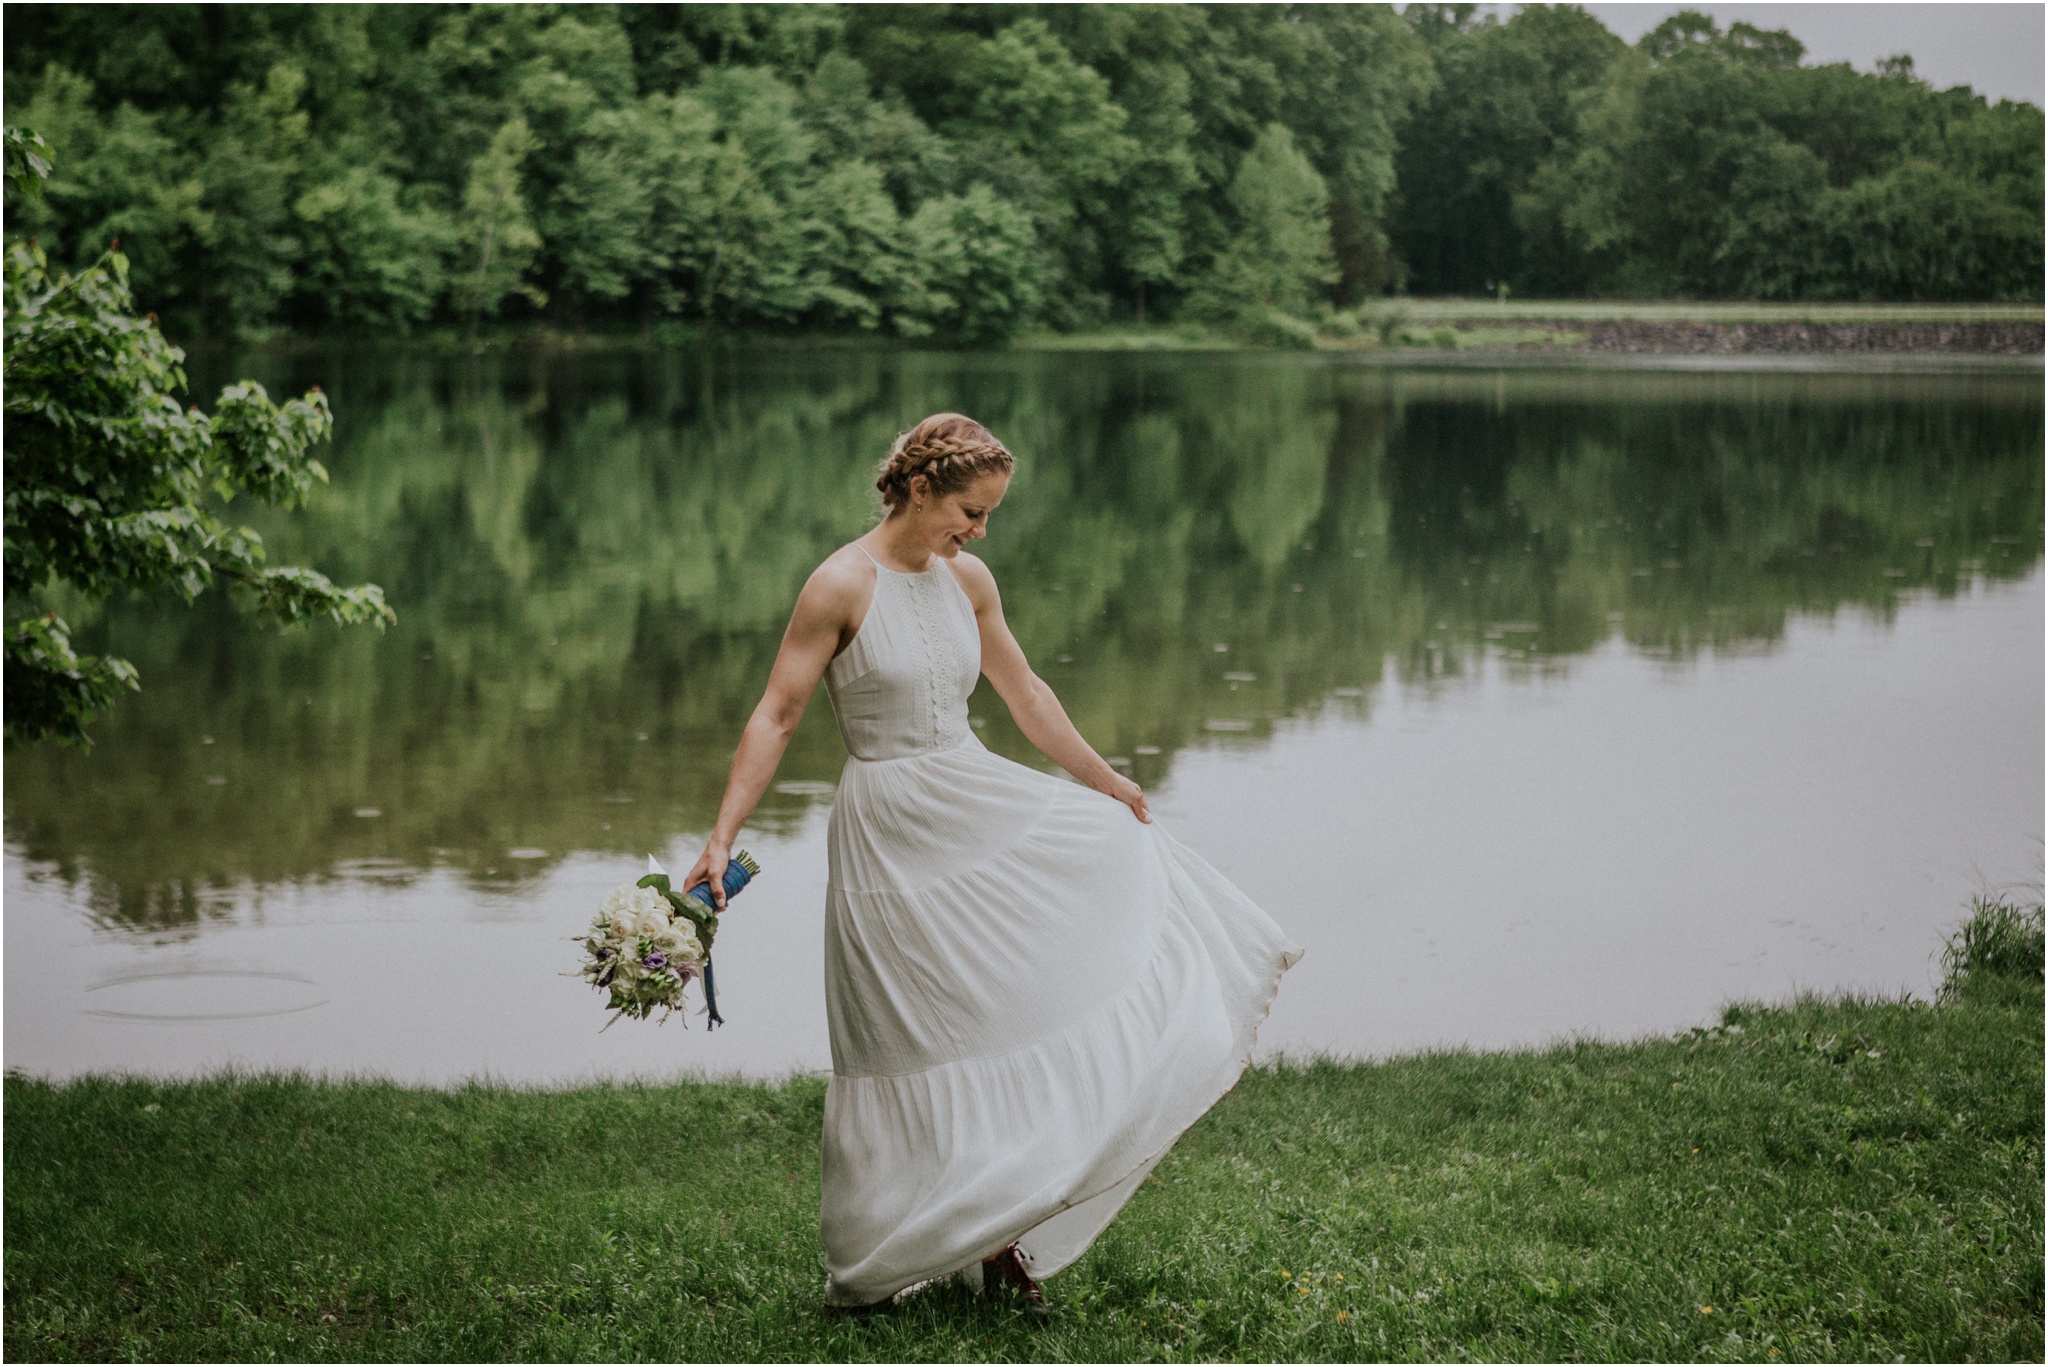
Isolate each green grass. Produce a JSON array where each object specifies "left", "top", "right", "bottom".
[
  {"left": 1014, "top": 323, "right": 1244, "bottom": 351},
  {"left": 1941, "top": 895, "right": 2047, "bottom": 996},
  {"left": 7, "top": 925, "right": 2040, "bottom": 1362},
  {"left": 214, "top": 303, "right": 2041, "bottom": 361},
  {"left": 1019, "top": 301, "right": 2041, "bottom": 355},
  {"left": 1378, "top": 322, "right": 1587, "bottom": 352},
  {"left": 1382, "top": 300, "right": 2045, "bottom": 325},
  {"left": 1017, "top": 320, "right": 1588, "bottom": 353}
]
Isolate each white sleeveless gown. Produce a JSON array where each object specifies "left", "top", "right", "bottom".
[{"left": 818, "top": 549, "right": 1302, "bottom": 1306}]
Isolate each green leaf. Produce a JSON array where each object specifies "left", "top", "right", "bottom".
[
  {"left": 661, "top": 887, "right": 718, "bottom": 953},
  {"left": 3, "top": 125, "right": 54, "bottom": 200},
  {"left": 4, "top": 613, "right": 139, "bottom": 748}
]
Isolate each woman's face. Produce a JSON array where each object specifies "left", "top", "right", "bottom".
[{"left": 916, "top": 471, "right": 1009, "bottom": 555}]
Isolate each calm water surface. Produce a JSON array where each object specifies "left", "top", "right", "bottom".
[{"left": 6, "top": 351, "right": 2040, "bottom": 1081}]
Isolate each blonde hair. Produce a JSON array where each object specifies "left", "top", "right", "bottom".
[{"left": 875, "top": 413, "right": 1014, "bottom": 511}]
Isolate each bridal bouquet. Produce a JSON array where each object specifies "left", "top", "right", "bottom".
[{"left": 578, "top": 852, "right": 759, "bottom": 1029}]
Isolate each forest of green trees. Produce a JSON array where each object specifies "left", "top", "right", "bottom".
[{"left": 4, "top": 3, "right": 2041, "bottom": 344}]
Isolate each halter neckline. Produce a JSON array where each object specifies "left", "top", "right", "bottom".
[{"left": 854, "top": 541, "right": 942, "bottom": 576}]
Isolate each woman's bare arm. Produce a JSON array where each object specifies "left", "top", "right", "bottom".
[
  {"left": 683, "top": 553, "right": 873, "bottom": 904},
  {"left": 948, "top": 555, "right": 1150, "bottom": 823}
]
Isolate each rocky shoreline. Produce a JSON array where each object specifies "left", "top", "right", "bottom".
[{"left": 1539, "top": 319, "right": 2043, "bottom": 354}]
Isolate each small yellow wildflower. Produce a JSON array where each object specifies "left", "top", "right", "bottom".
[
  {"left": 1699, "top": 1305, "right": 1714, "bottom": 1314},
  {"left": 1297, "top": 1285, "right": 1311, "bottom": 1297},
  {"left": 1337, "top": 1310, "right": 1351, "bottom": 1325}
]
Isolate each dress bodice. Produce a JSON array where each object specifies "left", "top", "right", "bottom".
[{"left": 825, "top": 552, "right": 982, "bottom": 761}]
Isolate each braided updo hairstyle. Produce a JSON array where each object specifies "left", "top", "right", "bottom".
[{"left": 875, "top": 413, "right": 1014, "bottom": 512}]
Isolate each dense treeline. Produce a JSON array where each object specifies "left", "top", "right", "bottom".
[
  {"left": 3, "top": 4, "right": 2039, "bottom": 343},
  {"left": 1394, "top": 6, "right": 2043, "bottom": 300}
]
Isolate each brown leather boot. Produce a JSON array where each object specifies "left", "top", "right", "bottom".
[{"left": 981, "top": 1243, "right": 1049, "bottom": 1317}]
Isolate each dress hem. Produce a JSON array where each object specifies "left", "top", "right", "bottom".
[
  {"left": 822, "top": 934, "right": 1303, "bottom": 1307},
  {"left": 1011, "top": 937, "right": 1304, "bottom": 1281}
]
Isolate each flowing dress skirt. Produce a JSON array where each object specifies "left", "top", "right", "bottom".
[{"left": 820, "top": 737, "right": 1302, "bottom": 1305}]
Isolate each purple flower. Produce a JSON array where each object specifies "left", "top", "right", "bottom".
[
  {"left": 595, "top": 947, "right": 612, "bottom": 961},
  {"left": 597, "top": 969, "right": 614, "bottom": 987},
  {"left": 643, "top": 951, "right": 667, "bottom": 970}
]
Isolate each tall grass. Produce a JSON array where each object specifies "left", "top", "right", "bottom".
[
  {"left": 5, "top": 915, "right": 2039, "bottom": 1362},
  {"left": 1941, "top": 893, "right": 2046, "bottom": 1000}
]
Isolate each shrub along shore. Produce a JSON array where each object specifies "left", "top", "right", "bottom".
[{"left": 6, "top": 901, "right": 2040, "bottom": 1363}]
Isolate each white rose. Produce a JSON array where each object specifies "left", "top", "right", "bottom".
[
  {"left": 599, "top": 886, "right": 637, "bottom": 937},
  {"left": 660, "top": 924, "right": 703, "bottom": 964},
  {"left": 599, "top": 883, "right": 673, "bottom": 941}
]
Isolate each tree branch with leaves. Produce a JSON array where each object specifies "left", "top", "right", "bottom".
[{"left": 4, "top": 125, "right": 394, "bottom": 748}]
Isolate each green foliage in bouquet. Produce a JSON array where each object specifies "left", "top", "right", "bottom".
[
  {"left": 635, "top": 871, "right": 720, "bottom": 957},
  {"left": 2, "top": 124, "right": 394, "bottom": 748}
]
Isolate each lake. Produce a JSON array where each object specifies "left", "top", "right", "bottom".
[{"left": 5, "top": 348, "right": 2041, "bottom": 1083}]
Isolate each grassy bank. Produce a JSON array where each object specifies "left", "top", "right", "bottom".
[
  {"left": 1016, "top": 319, "right": 1577, "bottom": 353},
  {"left": 6, "top": 906, "right": 2040, "bottom": 1363},
  {"left": 1376, "top": 301, "right": 2045, "bottom": 326},
  {"left": 1021, "top": 301, "right": 2045, "bottom": 355},
  {"left": 184, "top": 299, "right": 2044, "bottom": 362}
]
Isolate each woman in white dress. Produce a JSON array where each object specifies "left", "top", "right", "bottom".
[{"left": 682, "top": 413, "right": 1301, "bottom": 1313}]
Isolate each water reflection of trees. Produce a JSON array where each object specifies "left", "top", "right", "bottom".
[{"left": 8, "top": 352, "right": 2039, "bottom": 931}]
